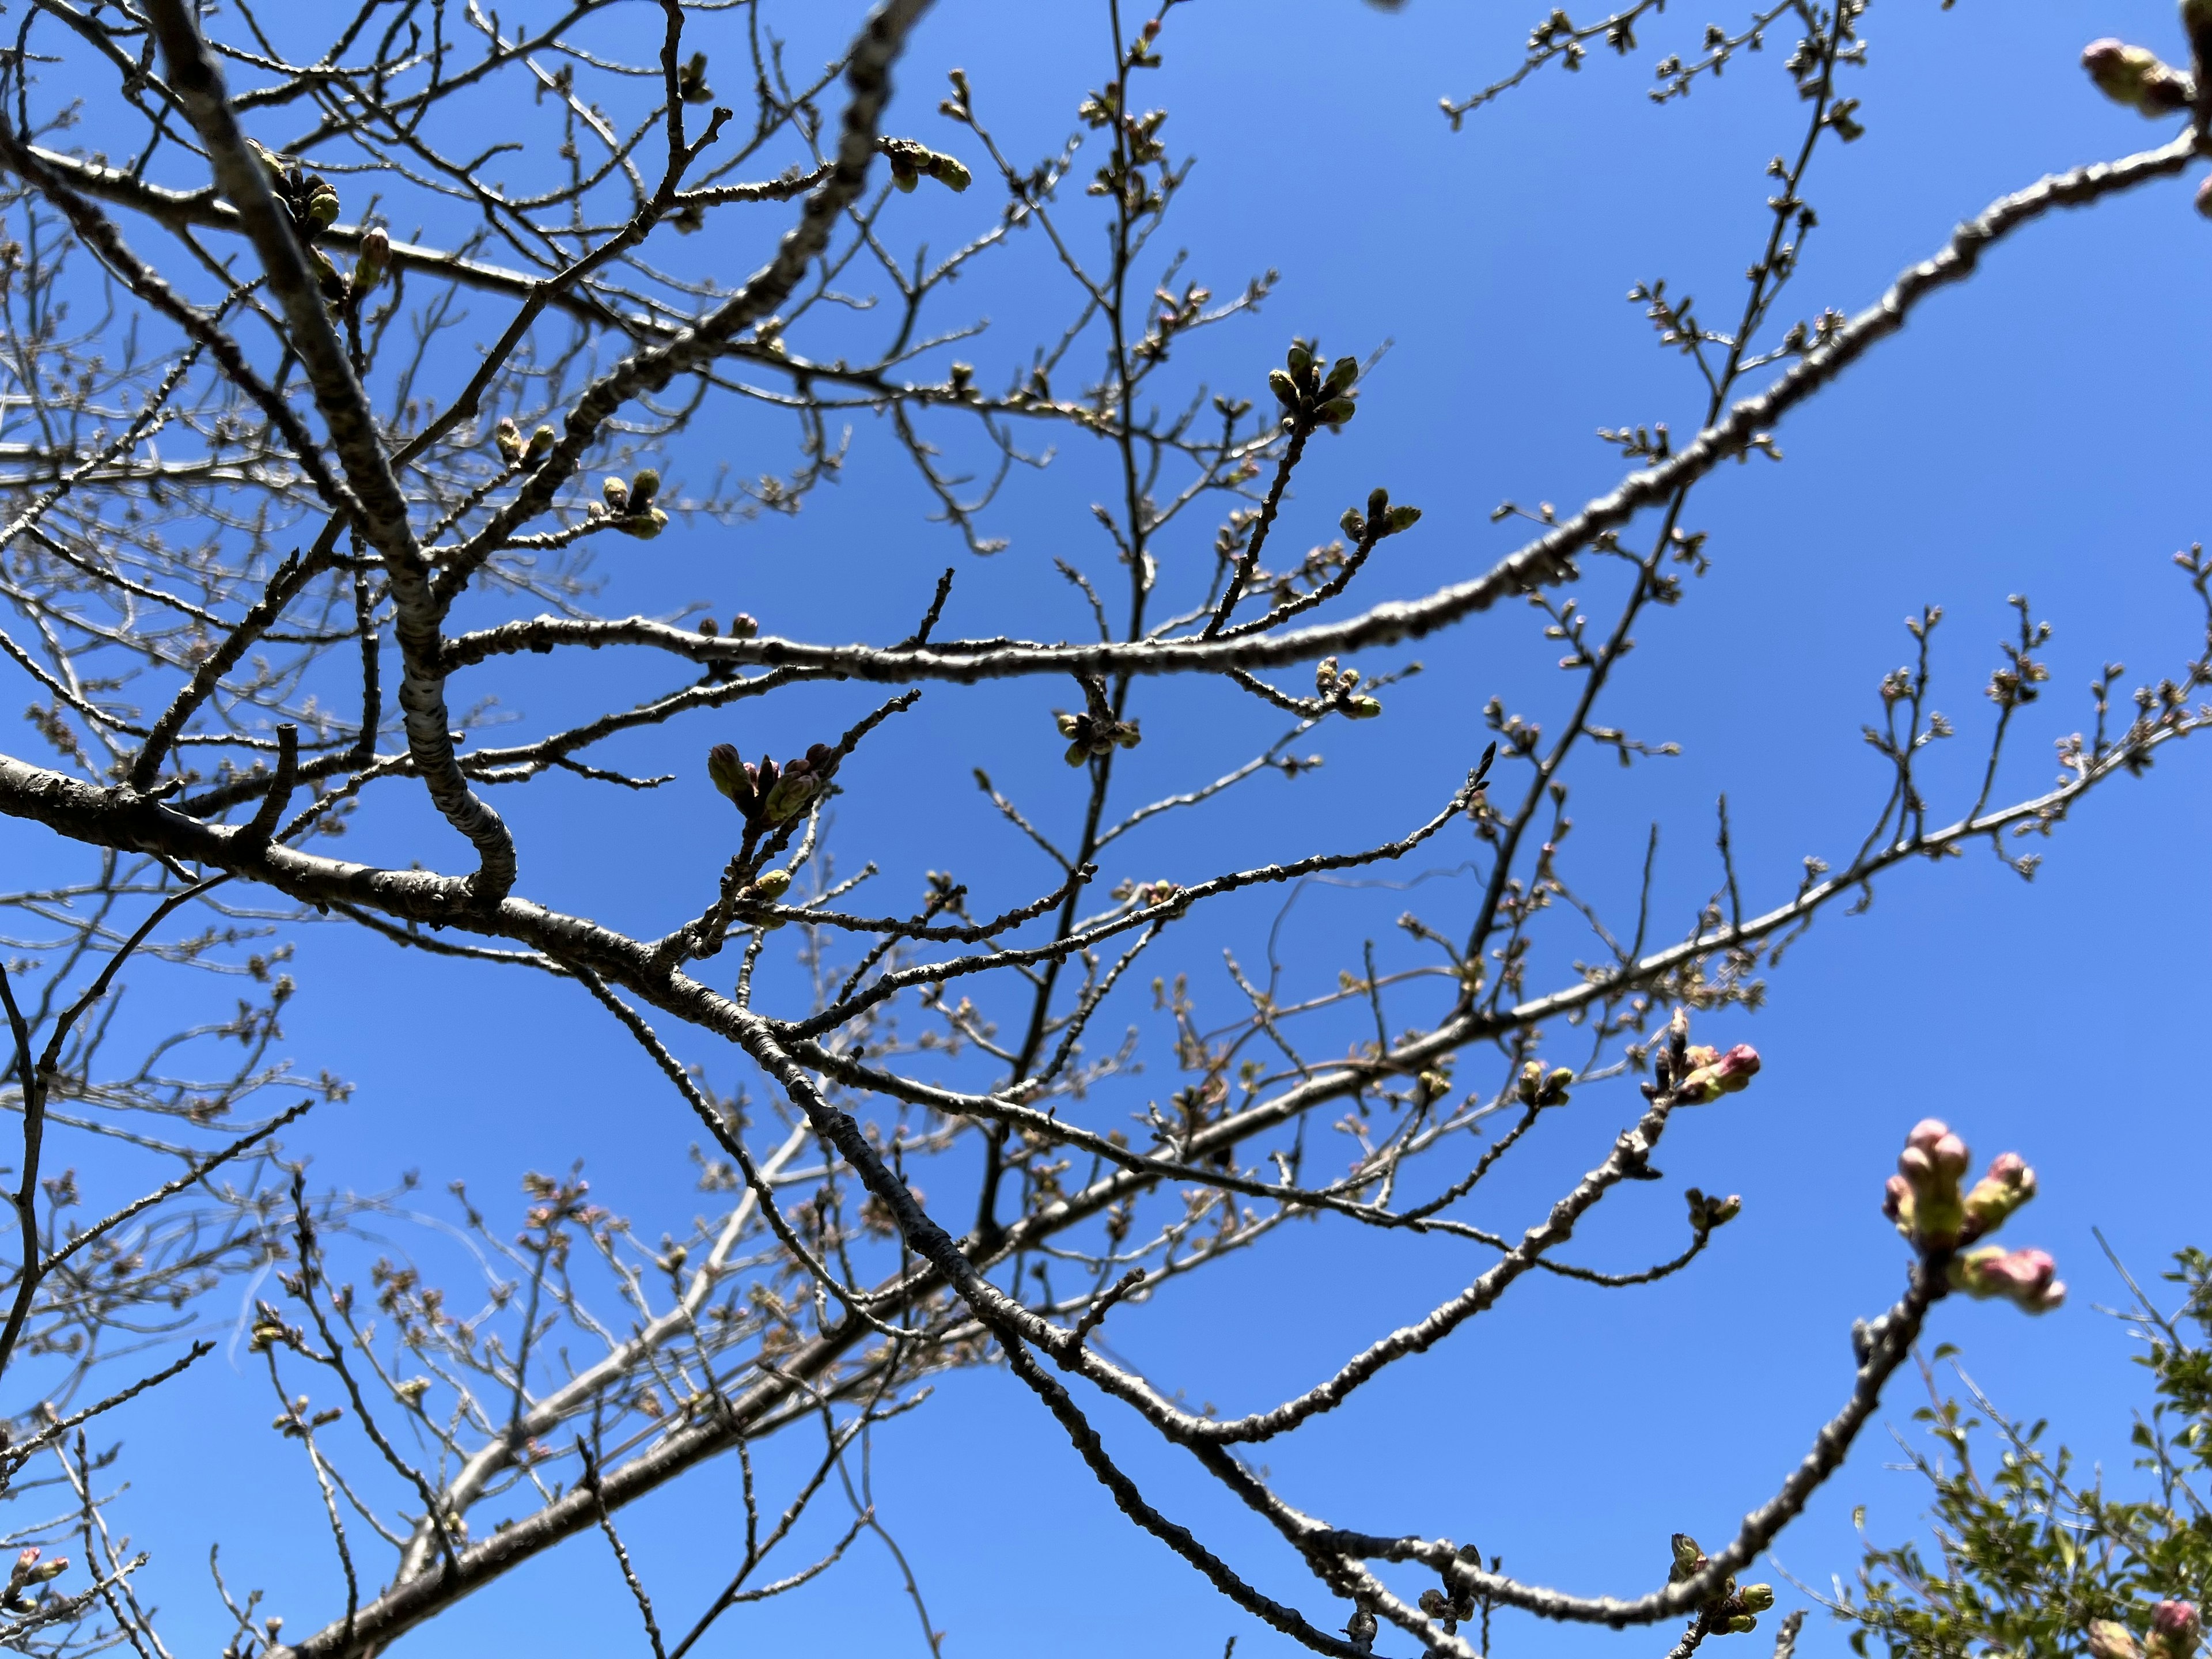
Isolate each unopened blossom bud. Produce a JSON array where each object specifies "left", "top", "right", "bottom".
[
  {"left": 750, "top": 868, "right": 793, "bottom": 902},
  {"left": 1740, "top": 1585, "right": 1776, "bottom": 1613},
  {"left": 306, "top": 184, "right": 341, "bottom": 225},
  {"left": 762, "top": 768, "right": 820, "bottom": 824},
  {"left": 525, "top": 423, "right": 556, "bottom": 463},
  {"left": 1669, "top": 1533, "right": 1705, "bottom": 1580},
  {"left": 1883, "top": 1172, "right": 1916, "bottom": 1236},
  {"left": 2090, "top": 1621, "right": 2144, "bottom": 1659},
  {"left": 707, "top": 743, "right": 745, "bottom": 800},
  {"left": 1343, "top": 695, "right": 1383, "bottom": 718},
  {"left": 354, "top": 226, "right": 390, "bottom": 293},
  {"left": 494, "top": 416, "right": 524, "bottom": 463},
  {"left": 1949, "top": 1245, "right": 2066, "bottom": 1313},
  {"left": 1286, "top": 340, "right": 1316, "bottom": 378},
  {"left": 730, "top": 613, "right": 759, "bottom": 638},
  {"left": 629, "top": 468, "right": 661, "bottom": 507},
  {"left": 1340, "top": 507, "right": 1368, "bottom": 541},
  {"left": 2080, "top": 39, "right": 2195, "bottom": 116},
  {"left": 1386, "top": 504, "right": 1423, "bottom": 533},
  {"left": 603, "top": 475, "right": 631, "bottom": 514},
  {"left": 1268, "top": 368, "right": 1300, "bottom": 408},
  {"left": 1675, "top": 1043, "right": 1760, "bottom": 1104},
  {"left": 1726, "top": 1615, "right": 1759, "bottom": 1635},
  {"left": 613, "top": 507, "right": 669, "bottom": 539},
  {"left": 1419, "top": 1588, "right": 1449, "bottom": 1616},
  {"left": 1316, "top": 395, "right": 1358, "bottom": 427},
  {"left": 1962, "top": 1151, "right": 2036, "bottom": 1238},
  {"left": 1322, "top": 355, "right": 1361, "bottom": 396},
  {"left": 2149, "top": 1601, "right": 2202, "bottom": 1659},
  {"left": 10, "top": 1548, "right": 66, "bottom": 1590}
]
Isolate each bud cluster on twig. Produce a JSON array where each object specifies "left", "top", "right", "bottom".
[
  {"left": 2, "top": 1546, "right": 69, "bottom": 1611},
  {"left": 590, "top": 468, "right": 669, "bottom": 539},
  {"left": 2089, "top": 1600, "right": 2205, "bottom": 1659},
  {"left": 1669, "top": 1533, "right": 1778, "bottom": 1638},
  {"left": 1054, "top": 675, "right": 1142, "bottom": 766},
  {"left": 1883, "top": 1119, "right": 2063, "bottom": 1313},
  {"left": 1267, "top": 337, "right": 1360, "bottom": 431},
  {"left": 708, "top": 740, "right": 838, "bottom": 831}
]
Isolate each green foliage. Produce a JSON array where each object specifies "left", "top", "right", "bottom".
[{"left": 1840, "top": 1250, "right": 2212, "bottom": 1659}]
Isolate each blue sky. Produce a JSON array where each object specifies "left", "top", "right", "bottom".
[{"left": 41, "top": 1, "right": 2212, "bottom": 1655}]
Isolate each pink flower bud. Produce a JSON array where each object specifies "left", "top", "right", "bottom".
[
  {"left": 1949, "top": 1245, "right": 2065, "bottom": 1313},
  {"left": 1905, "top": 1118, "right": 1951, "bottom": 1151},
  {"left": 1927, "top": 1131, "right": 1969, "bottom": 1181},
  {"left": 2149, "top": 1601, "right": 2202, "bottom": 1659},
  {"left": 1883, "top": 1173, "right": 1915, "bottom": 1235},
  {"left": 1963, "top": 1153, "right": 2037, "bottom": 1239},
  {"left": 1897, "top": 1144, "right": 1933, "bottom": 1183}
]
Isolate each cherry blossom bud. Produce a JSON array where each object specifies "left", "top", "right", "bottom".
[
  {"left": 1286, "top": 340, "right": 1316, "bottom": 379},
  {"left": 612, "top": 507, "right": 669, "bottom": 539},
  {"left": 1675, "top": 1043, "right": 1760, "bottom": 1104},
  {"left": 1316, "top": 395, "right": 1358, "bottom": 427},
  {"left": 1726, "top": 1615, "right": 1759, "bottom": 1635},
  {"left": 749, "top": 869, "right": 792, "bottom": 902},
  {"left": 1962, "top": 1152, "right": 2036, "bottom": 1237},
  {"left": 1948, "top": 1245, "right": 2065, "bottom": 1313},
  {"left": 1342, "top": 694, "right": 1383, "bottom": 718},
  {"left": 2149, "top": 1601, "right": 2202, "bottom": 1659},
  {"left": 2080, "top": 39, "right": 2195, "bottom": 115},
  {"left": 1669, "top": 1533, "right": 1705, "bottom": 1580},
  {"left": 1740, "top": 1585, "right": 1776, "bottom": 1613},
  {"left": 1883, "top": 1173, "right": 1916, "bottom": 1237},
  {"left": 1322, "top": 355, "right": 1360, "bottom": 397},
  {"left": 629, "top": 468, "right": 661, "bottom": 508},
  {"left": 1268, "top": 368, "right": 1300, "bottom": 408},
  {"left": 707, "top": 743, "right": 744, "bottom": 800},
  {"left": 2092, "top": 1623, "right": 2145, "bottom": 1659},
  {"left": 525, "top": 424, "right": 556, "bottom": 463},
  {"left": 603, "top": 475, "right": 631, "bottom": 514},
  {"left": 494, "top": 416, "right": 524, "bottom": 464},
  {"left": 1340, "top": 507, "right": 1368, "bottom": 541}
]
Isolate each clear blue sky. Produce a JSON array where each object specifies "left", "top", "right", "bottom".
[{"left": 70, "top": 2, "right": 2211, "bottom": 1656}]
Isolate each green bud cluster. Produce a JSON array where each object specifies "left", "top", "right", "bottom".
[
  {"left": 495, "top": 421, "right": 558, "bottom": 467},
  {"left": 1054, "top": 706, "right": 1142, "bottom": 766},
  {"left": 1313, "top": 656, "right": 1383, "bottom": 719},
  {"left": 878, "top": 137, "right": 972, "bottom": 194},
  {"left": 591, "top": 467, "right": 669, "bottom": 539},
  {"left": 1667, "top": 1534, "right": 1778, "bottom": 1637},
  {"left": 2079, "top": 39, "right": 2196, "bottom": 115},
  {"left": 1267, "top": 338, "right": 1360, "bottom": 432},
  {"left": 1684, "top": 1186, "right": 1743, "bottom": 1232},
  {"left": 1339, "top": 484, "right": 1424, "bottom": 544},
  {"left": 707, "top": 740, "right": 838, "bottom": 830},
  {"left": 247, "top": 138, "right": 344, "bottom": 241},
  {"left": 1516, "top": 1059, "right": 1575, "bottom": 1108}
]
